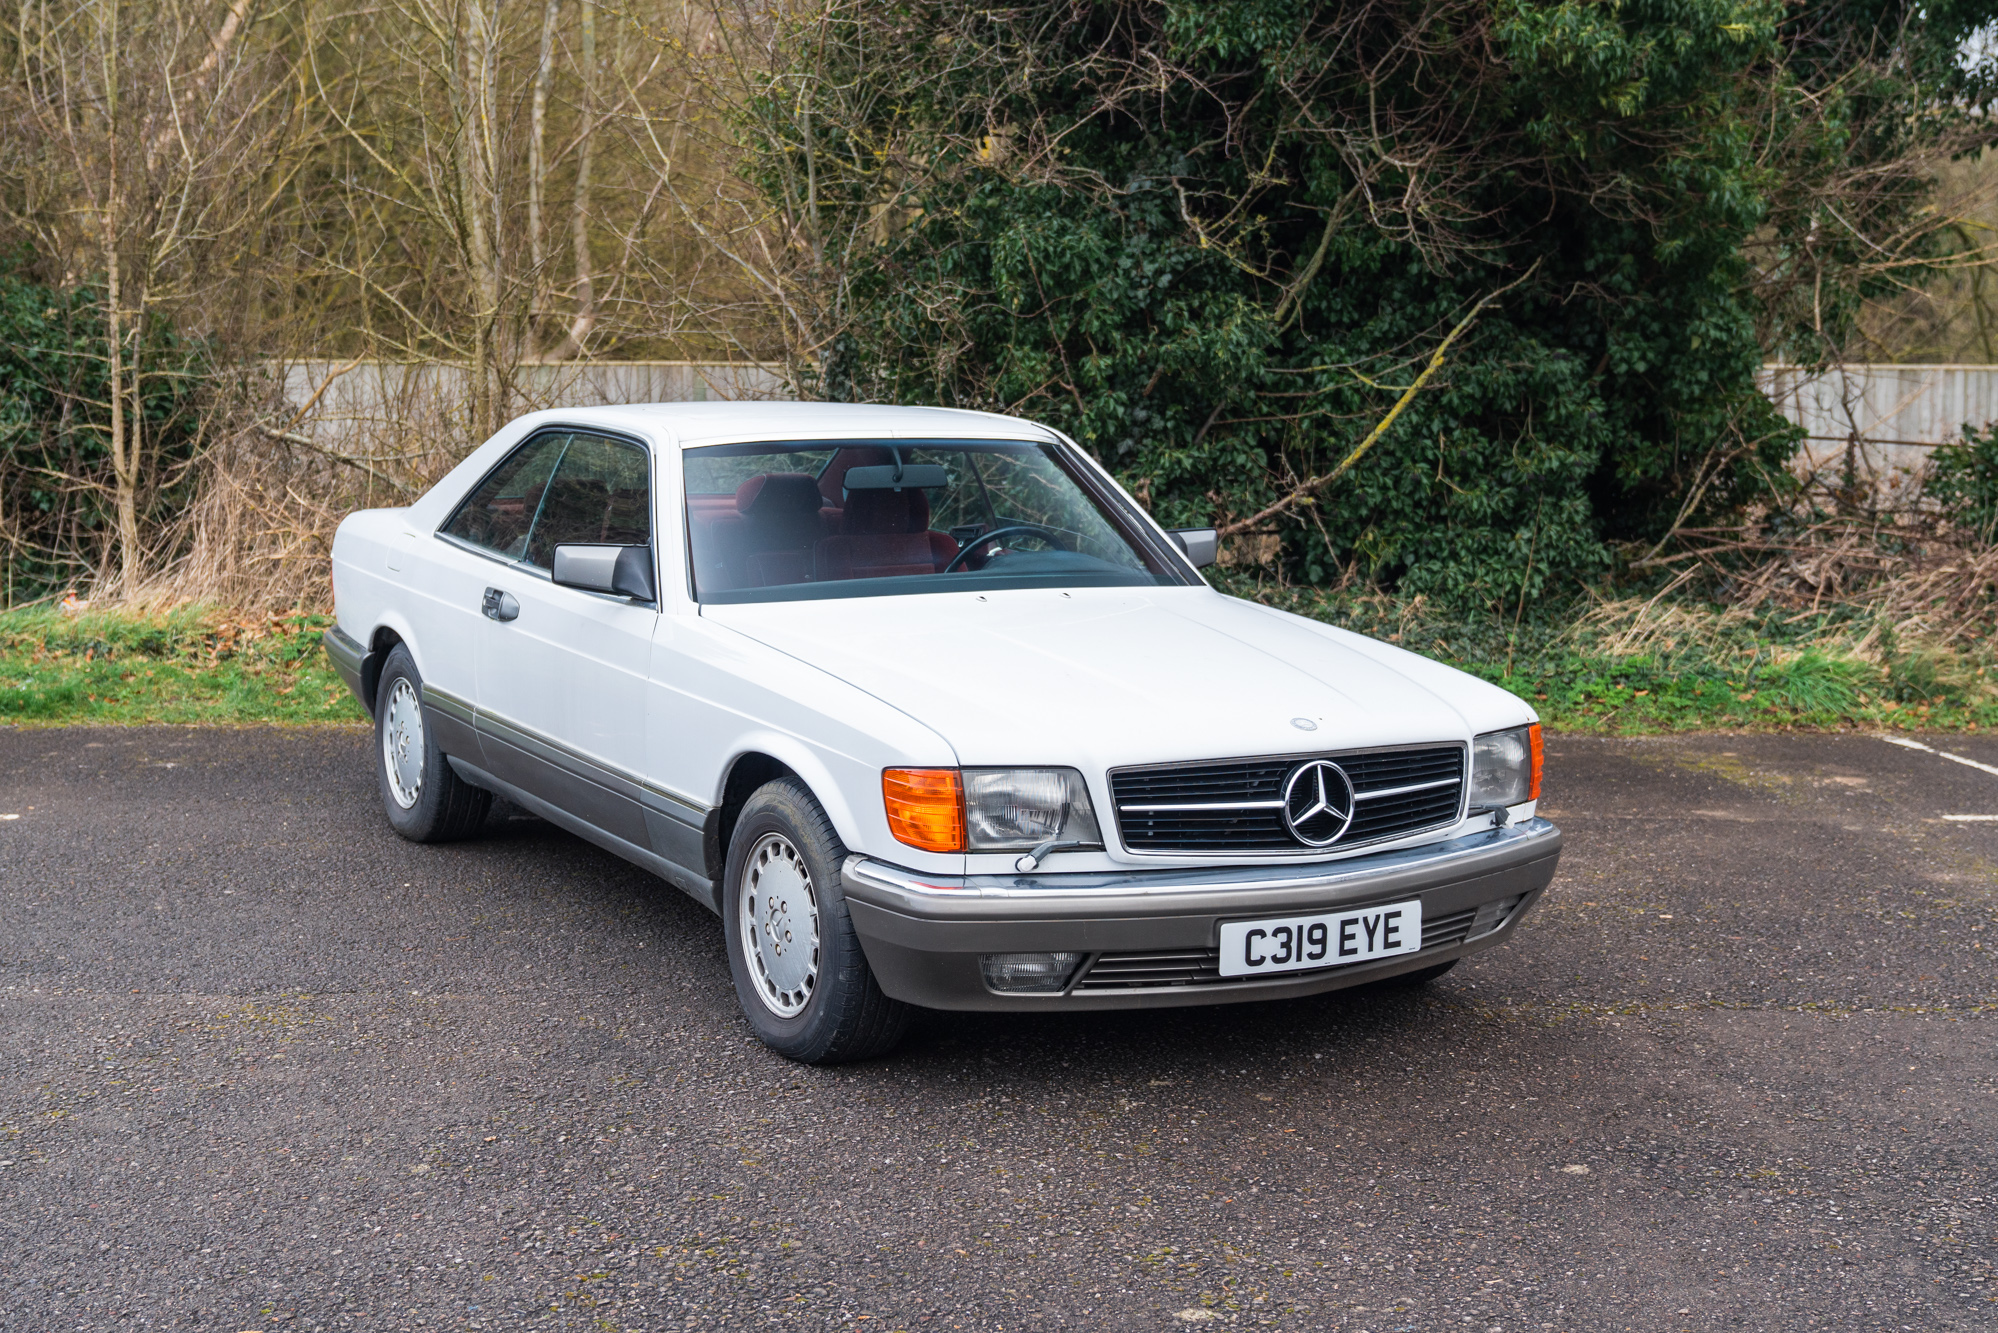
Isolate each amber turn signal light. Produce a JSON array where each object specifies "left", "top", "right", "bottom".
[
  {"left": 883, "top": 768, "right": 965, "bottom": 853},
  {"left": 1527, "top": 722, "right": 1543, "bottom": 802}
]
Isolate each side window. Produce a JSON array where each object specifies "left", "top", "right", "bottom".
[
  {"left": 440, "top": 433, "right": 570, "bottom": 560},
  {"left": 523, "top": 432, "right": 652, "bottom": 569}
]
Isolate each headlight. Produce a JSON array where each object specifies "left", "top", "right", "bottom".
[
  {"left": 881, "top": 767, "right": 1102, "bottom": 853},
  {"left": 964, "top": 768, "right": 1101, "bottom": 850},
  {"left": 1469, "top": 723, "right": 1543, "bottom": 809}
]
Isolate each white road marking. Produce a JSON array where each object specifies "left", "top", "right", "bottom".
[
  {"left": 1881, "top": 736, "right": 1998, "bottom": 824},
  {"left": 1881, "top": 733, "right": 1998, "bottom": 775},
  {"left": 1939, "top": 749, "right": 1998, "bottom": 778}
]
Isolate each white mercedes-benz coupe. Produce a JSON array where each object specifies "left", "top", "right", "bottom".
[{"left": 325, "top": 402, "right": 1560, "bottom": 1061}]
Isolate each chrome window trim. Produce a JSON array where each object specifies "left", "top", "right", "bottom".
[
  {"left": 433, "top": 424, "right": 659, "bottom": 596},
  {"left": 678, "top": 434, "right": 1199, "bottom": 605}
]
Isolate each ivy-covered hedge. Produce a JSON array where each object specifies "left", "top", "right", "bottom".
[
  {"left": 754, "top": 0, "right": 1998, "bottom": 606},
  {"left": 0, "top": 261, "right": 211, "bottom": 603}
]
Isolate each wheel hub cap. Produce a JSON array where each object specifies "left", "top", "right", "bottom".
[
  {"left": 381, "top": 678, "right": 424, "bottom": 810},
  {"left": 740, "top": 834, "right": 820, "bottom": 1018}
]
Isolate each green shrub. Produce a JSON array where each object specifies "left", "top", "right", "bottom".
[
  {"left": 753, "top": 0, "right": 1992, "bottom": 607},
  {"left": 0, "top": 260, "right": 214, "bottom": 604},
  {"left": 1928, "top": 422, "right": 1998, "bottom": 542}
]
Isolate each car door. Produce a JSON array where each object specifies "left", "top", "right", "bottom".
[
  {"left": 428, "top": 431, "right": 571, "bottom": 757},
  {"left": 472, "top": 429, "right": 659, "bottom": 851}
]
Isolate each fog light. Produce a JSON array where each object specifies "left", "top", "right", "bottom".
[
  {"left": 980, "top": 952, "right": 1085, "bottom": 994},
  {"left": 1469, "top": 895, "right": 1523, "bottom": 938}
]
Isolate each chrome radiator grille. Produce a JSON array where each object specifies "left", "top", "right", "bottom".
[{"left": 1109, "top": 744, "right": 1465, "bottom": 853}]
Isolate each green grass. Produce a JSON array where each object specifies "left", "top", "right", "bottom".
[
  {"left": 5, "top": 584, "right": 1994, "bottom": 733},
  {"left": 1229, "top": 579, "right": 1998, "bottom": 734},
  {"left": 0, "top": 605, "right": 367, "bottom": 727}
]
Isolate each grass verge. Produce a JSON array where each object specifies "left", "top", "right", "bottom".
[
  {"left": 4, "top": 585, "right": 1992, "bottom": 732},
  {"left": 0, "top": 605, "right": 366, "bottom": 727},
  {"left": 1230, "top": 580, "right": 1998, "bottom": 734}
]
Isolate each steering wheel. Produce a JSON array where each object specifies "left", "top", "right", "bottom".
[{"left": 942, "top": 524, "right": 1070, "bottom": 573}]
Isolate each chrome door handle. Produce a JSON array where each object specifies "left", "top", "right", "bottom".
[{"left": 482, "top": 587, "right": 519, "bottom": 622}]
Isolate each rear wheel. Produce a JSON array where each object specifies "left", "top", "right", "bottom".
[
  {"left": 723, "top": 778, "right": 909, "bottom": 1063},
  {"left": 374, "top": 645, "right": 491, "bottom": 843}
]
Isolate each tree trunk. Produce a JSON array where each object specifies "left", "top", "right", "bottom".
[
  {"left": 542, "top": 0, "right": 594, "bottom": 362},
  {"left": 455, "top": 0, "right": 503, "bottom": 438},
  {"left": 100, "top": 0, "right": 140, "bottom": 596},
  {"left": 529, "top": 0, "right": 561, "bottom": 306}
]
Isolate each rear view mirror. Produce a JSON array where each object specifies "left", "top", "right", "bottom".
[
  {"left": 552, "top": 544, "right": 657, "bottom": 602},
  {"left": 842, "top": 463, "right": 950, "bottom": 492},
  {"left": 1168, "top": 528, "right": 1219, "bottom": 569}
]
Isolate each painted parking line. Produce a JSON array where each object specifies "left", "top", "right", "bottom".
[
  {"left": 1879, "top": 734, "right": 1998, "bottom": 778},
  {"left": 1881, "top": 734, "right": 1998, "bottom": 821}
]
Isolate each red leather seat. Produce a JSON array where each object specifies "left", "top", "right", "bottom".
[
  {"left": 814, "top": 485, "right": 958, "bottom": 582},
  {"left": 733, "top": 473, "right": 828, "bottom": 587}
]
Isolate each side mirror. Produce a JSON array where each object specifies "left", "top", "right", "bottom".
[
  {"left": 1168, "top": 527, "right": 1219, "bottom": 570},
  {"left": 552, "top": 543, "right": 657, "bottom": 603}
]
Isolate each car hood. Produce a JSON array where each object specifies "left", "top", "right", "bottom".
[{"left": 700, "top": 585, "right": 1511, "bottom": 769}]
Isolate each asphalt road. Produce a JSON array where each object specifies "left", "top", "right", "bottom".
[{"left": 1, "top": 727, "right": 1994, "bottom": 1333}]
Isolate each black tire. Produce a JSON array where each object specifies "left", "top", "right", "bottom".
[
  {"left": 1391, "top": 958, "right": 1460, "bottom": 987},
  {"left": 723, "top": 778, "right": 910, "bottom": 1063},
  {"left": 374, "top": 644, "right": 491, "bottom": 843}
]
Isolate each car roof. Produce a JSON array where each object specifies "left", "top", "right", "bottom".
[{"left": 533, "top": 401, "right": 1062, "bottom": 448}]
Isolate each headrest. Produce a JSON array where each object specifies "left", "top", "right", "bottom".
[
  {"left": 843, "top": 485, "right": 930, "bottom": 536},
  {"left": 736, "top": 472, "right": 824, "bottom": 518},
  {"left": 818, "top": 446, "right": 895, "bottom": 506}
]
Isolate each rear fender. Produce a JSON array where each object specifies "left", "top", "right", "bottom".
[{"left": 365, "top": 610, "right": 425, "bottom": 681}]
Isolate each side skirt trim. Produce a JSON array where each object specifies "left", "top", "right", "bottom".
[
  {"left": 420, "top": 682, "right": 480, "bottom": 763},
  {"left": 472, "top": 703, "right": 710, "bottom": 826},
  {"left": 445, "top": 754, "right": 720, "bottom": 915}
]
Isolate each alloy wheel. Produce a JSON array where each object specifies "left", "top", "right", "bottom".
[
  {"left": 381, "top": 677, "right": 425, "bottom": 810},
  {"left": 739, "top": 833, "right": 821, "bottom": 1018}
]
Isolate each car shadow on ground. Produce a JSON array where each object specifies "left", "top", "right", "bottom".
[{"left": 470, "top": 800, "right": 1488, "bottom": 1081}]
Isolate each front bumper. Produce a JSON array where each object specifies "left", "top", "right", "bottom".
[{"left": 842, "top": 818, "right": 1561, "bottom": 1010}]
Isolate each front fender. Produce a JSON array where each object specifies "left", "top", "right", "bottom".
[{"left": 715, "top": 729, "right": 871, "bottom": 856}]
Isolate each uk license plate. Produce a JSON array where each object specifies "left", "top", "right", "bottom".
[{"left": 1217, "top": 898, "right": 1424, "bottom": 978}]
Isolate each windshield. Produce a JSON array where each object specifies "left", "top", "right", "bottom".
[{"left": 683, "top": 438, "right": 1187, "bottom": 603}]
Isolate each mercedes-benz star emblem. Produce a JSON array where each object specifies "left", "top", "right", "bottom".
[{"left": 1282, "top": 760, "right": 1356, "bottom": 847}]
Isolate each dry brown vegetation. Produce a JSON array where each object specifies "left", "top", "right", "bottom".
[
  {"left": 4, "top": 0, "right": 1998, "bottom": 618},
  {"left": 0, "top": 0, "right": 795, "bottom": 609}
]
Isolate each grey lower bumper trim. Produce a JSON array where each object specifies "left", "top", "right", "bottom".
[
  {"left": 444, "top": 754, "right": 719, "bottom": 914},
  {"left": 322, "top": 627, "right": 374, "bottom": 718},
  {"left": 840, "top": 819, "right": 1561, "bottom": 1011}
]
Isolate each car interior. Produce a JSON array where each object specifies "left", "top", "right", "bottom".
[
  {"left": 444, "top": 433, "right": 650, "bottom": 568},
  {"left": 689, "top": 445, "right": 969, "bottom": 593}
]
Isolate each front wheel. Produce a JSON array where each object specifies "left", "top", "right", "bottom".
[
  {"left": 723, "top": 778, "right": 909, "bottom": 1063},
  {"left": 374, "top": 644, "right": 491, "bottom": 843},
  {"left": 1391, "top": 958, "right": 1459, "bottom": 987}
]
